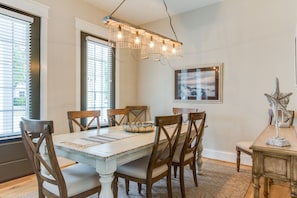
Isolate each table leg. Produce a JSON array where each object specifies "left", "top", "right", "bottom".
[
  {"left": 264, "top": 177, "right": 268, "bottom": 198},
  {"left": 197, "top": 138, "right": 203, "bottom": 175},
  {"left": 99, "top": 173, "right": 114, "bottom": 198},
  {"left": 291, "top": 180, "right": 297, "bottom": 198},
  {"left": 96, "top": 159, "right": 117, "bottom": 198},
  {"left": 253, "top": 175, "right": 260, "bottom": 198}
]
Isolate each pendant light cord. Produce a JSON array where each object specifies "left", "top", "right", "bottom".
[
  {"left": 109, "top": 0, "right": 179, "bottom": 42},
  {"left": 162, "top": 0, "right": 179, "bottom": 41},
  {"left": 110, "top": 0, "right": 127, "bottom": 17}
]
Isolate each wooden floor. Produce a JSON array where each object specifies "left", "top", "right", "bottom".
[
  {"left": 0, "top": 159, "right": 291, "bottom": 198},
  {"left": 245, "top": 177, "right": 291, "bottom": 198}
]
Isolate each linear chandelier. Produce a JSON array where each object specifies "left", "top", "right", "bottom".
[{"left": 102, "top": 0, "right": 183, "bottom": 61}]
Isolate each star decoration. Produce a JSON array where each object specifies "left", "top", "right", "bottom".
[
  {"left": 264, "top": 77, "right": 293, "bottom": 146},
  {"left": 264, "top": 77, "right": 292, "bottom": 120}
]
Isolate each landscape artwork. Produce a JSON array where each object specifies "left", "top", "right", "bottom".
[{"left": 174, "top": 64, "right": 223, "bottom": 103}]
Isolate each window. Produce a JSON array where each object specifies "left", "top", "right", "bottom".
[
  {"left": 0, "top": 6, "right": 40, "bottom": 140},
  {"left": 81, "top": 32, "right": 115, "bottom": 126}
]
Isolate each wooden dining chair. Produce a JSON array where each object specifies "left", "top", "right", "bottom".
[
  {"left": 20, "top": 118, "right": 101, "bottom": 198},
  {"left": 67, "top": 110, "right": 100, "bottom": 132},
  {"left": 126, "top": 105, "right": 150, "bottom": 122},
  {"left": 172, "top": 107, "right": 198, "bottom": 121},
  {"left": 236, "top": 109, "right": 294, "bottom": 172},
  {"left": 114, "top": 114, "right": 182, "bottom": 198},
  {"left": 107, "top": 108, "right": 129, "bottom": 126},
  {"left": 172, "top": 112, "right": 206, "bottom": 198}
]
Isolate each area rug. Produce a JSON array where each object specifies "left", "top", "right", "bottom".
[{"left": 17, "top": 160, "right": 251, "bottom": 198}]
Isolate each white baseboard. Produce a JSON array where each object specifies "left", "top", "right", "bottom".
[{"left": 202, "top": 148, "right": 252, "bottom": 166}]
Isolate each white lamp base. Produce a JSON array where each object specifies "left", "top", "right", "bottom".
[{"left": 266, "top": 136, "right": 290, "bottom": 147}]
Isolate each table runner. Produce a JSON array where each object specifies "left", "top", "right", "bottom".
[{"left": 61, "top": 131, "right": 141, "bottom": 149}]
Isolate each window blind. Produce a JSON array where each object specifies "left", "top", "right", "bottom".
[
  {"left": 0, "top": 10, "right": 32, "bottom": 138},
  {"left": 85, "top": 36, "right": 114, "bottom": 126}
]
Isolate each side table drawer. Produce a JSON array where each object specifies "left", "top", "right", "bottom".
[{"left": 263, "top": 154, "right": 290, "bottom": 180}]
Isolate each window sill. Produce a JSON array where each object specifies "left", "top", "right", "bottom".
[{"left": 0, "top": 135, "right": 22, "bottom": 144}]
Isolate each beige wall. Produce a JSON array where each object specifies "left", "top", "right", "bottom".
[{"left": 138, "top": 0, "right": 297, "bottom": 163}]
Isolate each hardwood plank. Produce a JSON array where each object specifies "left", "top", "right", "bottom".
[{"left": 245, "top": 178, "right": 291, "bottom": 198}]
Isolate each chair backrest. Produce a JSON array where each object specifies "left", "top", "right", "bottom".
[
  {"left": 180, "top": 112, "right": 206, "bottom": 162},
  {"left": 67, "top": 110, "right": 100, "bottom": 132},
  {"left": 268, "top": 109, "right": 294, "bottom": 127},
  {"left": 107, "top": 108, "right": 129, "bottom": 126},
  {"left": 172, "top": 107, "right": 198, "bottom": 121},
  {"left": 126, "top": 105, "right": 149, "bottom": 122},
  {"left": 20, "top": 118, "right": 68, "bottom": 197},
  {"left": 147, "top": 114, "right": 182, "bottom": 178}
]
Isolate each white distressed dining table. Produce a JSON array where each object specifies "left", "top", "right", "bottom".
[{"left": 50, "top": 123, "right": 204, "bottom": 198}]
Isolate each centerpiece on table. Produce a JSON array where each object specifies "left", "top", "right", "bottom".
[
  {"left": 123, "top": 122, "right": 155, "bottom": 133},
  {"left": 264, "top": 77, "right": 293, "bottom": 147}
]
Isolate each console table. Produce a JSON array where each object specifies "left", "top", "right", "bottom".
[{"left": 251, "top": 125, "right": 297, "bottom": 198}]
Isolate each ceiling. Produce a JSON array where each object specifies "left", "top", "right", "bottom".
[{"left": 84, "top": 0, "right": 223, "bottom": 25}]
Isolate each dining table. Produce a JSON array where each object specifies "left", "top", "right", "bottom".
[{"left": 49, "top": 122, "right": 204, "bottom": 198}]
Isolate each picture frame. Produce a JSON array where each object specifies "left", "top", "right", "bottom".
[{"left": 174, "top": 63, "right": 223, "bottom": 103}]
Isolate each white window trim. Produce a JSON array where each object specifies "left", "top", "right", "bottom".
[
  {"left": 75, "top": 17, "right": 108, "bottom": 110},
  {"left": 0, "top": 0, "right": 49, "bottom": 119},
  {"left": 0, "top": 7, "right": 33, "bottom": 22}
]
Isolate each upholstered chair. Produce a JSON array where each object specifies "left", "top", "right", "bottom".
[
  {"left": 172, "top": 112, "right": 206, "bottom": 197},
  {"left": 114, "top": 114, "right": 182, "bottom": 198},
  {"left": 20, "top": 118, "right": 101, "bottom": 198}
]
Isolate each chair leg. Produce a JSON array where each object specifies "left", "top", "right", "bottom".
[
  {"left": 137, "top": 183, "right": 142, "bottom": 194},
  {"left": 38, "top": 189, "right": 44, "bottom": 198},
  {"left": 146, "top": 183, "right": 152, "bottom": 198},
  {"left": 179, "top": 165, "right": 186, "bottom": 198},
  {"left": 38, "top": 181, "right": 45, "bottom": 198},
  {"left": 125, "top": 179, "right": 129, "bottom": 195},
  {"left": 191, "top": 160, "right": 198, "bottom": 187},
  {"left": 174, "top": 165, "right": 178, "bottom": 178},
  {"left": 112, "top": 176, "right": 118, "bottom": 198},
  {"left": 236, "top": 148, "right": 241, "bottom": 172},
  {"left": 167, "top": 171, "right": 173, "bottom": 198}
]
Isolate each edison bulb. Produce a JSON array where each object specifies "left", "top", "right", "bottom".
[
  {"left": 135, "top": 36, "right": 140, "bottom": 44},
  {"left": 149, "top": 41, "right": 154, "bottom": 48},
  {"left": 117, "top": 25, "right": 122, "bottom": 40},
  {"left": 149, "top": 36, "right": 154, "bottom": 48},
  {"left": 162, "top": 40, "right": 167, "bottom": 51},
  {"left": 172, "top": 48, "right": 176, "bottom": 54},
  {"left": 117, "top": 31, "right": 122, "bottom": 39},
  {"left": 135, "top": 31, "right": 140, "bottom": 44},
  {"left": 171, "top": 44, "right": 176, "bottom": 54}
]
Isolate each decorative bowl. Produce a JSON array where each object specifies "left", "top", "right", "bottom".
[{"left": 123, "top": 122, "right": 155, "bottom": 133}]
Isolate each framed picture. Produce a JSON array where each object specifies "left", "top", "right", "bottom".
[{"left": 174, "top": 63, "right": 223, "bottom": 103}]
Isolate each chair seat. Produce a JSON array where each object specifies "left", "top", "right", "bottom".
[
  {"left": 172, "top": 144, "right": 194, "bottom": 163},
  {"left": 43, "top": 163, "right": 100, "bottom": 197},
  {"left": 116, "top": 156, "right": 168, "bottom": 180},
  {"left": 236, "top": 141, "right": 253, "bottom": 153}
]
